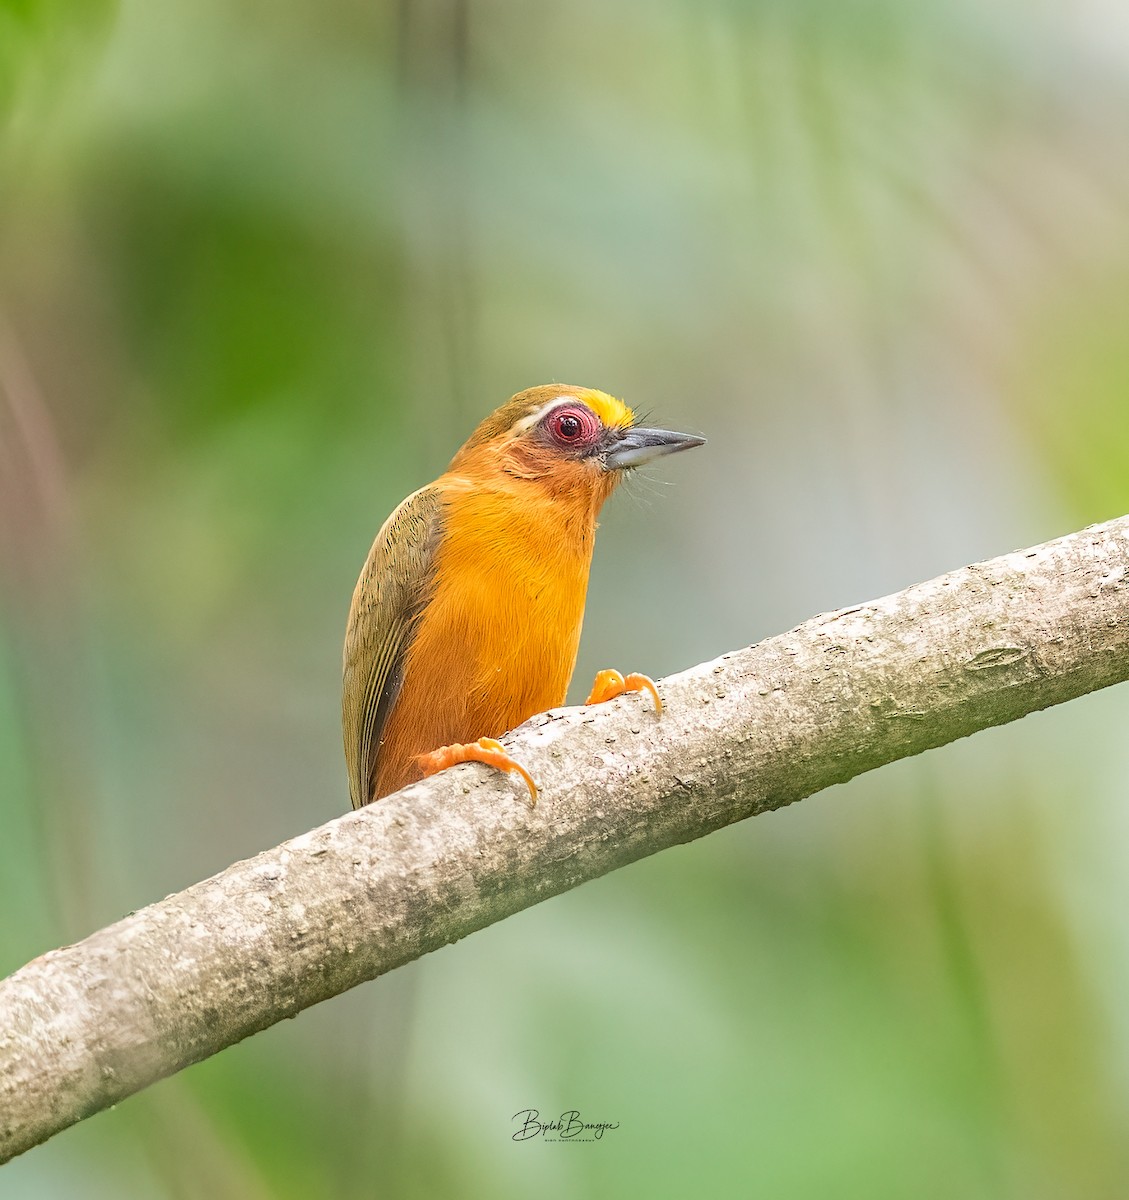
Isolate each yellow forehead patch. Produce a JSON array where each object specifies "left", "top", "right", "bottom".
[{"left": 576, "top": 389, "right": 634, "bottom": 429}]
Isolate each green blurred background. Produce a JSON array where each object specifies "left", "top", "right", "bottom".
[{"left": 4, "top": 0, "right": 1129, "bottom": 1195}]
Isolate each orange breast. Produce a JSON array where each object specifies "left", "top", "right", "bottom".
[{"left": 371, "top": 472, "right": 600, "bottom": 799}]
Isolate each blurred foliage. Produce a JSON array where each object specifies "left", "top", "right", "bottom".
[
  {"left": 3, "top": 0, "right": 1129, "bottom": 1196},
  {"left": 0, "top": 1, "right": 115, "bottom": 150}
]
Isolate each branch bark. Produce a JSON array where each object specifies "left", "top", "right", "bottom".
[{"left": 4, "top": 515, "right": 1129, "bottom": 1162}]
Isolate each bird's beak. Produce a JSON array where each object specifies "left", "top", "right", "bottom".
[{"left": 603, "top": 425, "right": 706, "bottom": 470}]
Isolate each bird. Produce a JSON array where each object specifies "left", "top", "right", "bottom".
[{"left": 342, "top": 384, "right": 704, "bottom": 809}]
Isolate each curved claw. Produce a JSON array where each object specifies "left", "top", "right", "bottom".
[
  {"left": 586, "top": 668, "right": 663, "bottom": 714},
  {"left": 417, "top": 737, "right": 538, "bottom": 807}
]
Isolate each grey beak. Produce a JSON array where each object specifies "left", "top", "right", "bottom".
[{"left": 603, "top": 426, "right": 706, "bottom": 470}]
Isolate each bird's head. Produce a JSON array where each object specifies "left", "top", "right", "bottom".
[{"left": 448, "top": 384, "right": 704, "bottom": 506}]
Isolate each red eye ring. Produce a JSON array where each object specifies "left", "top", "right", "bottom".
[{"left": 548, "top": 405, "right": 599, "bottom": 448}]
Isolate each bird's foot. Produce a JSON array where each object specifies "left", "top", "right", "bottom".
[
  {"left": 586, "top": 668, "right": 663, "bottom": 714},
  {"left": 417, "top": 737, "right": 538, "bottom": 807}
]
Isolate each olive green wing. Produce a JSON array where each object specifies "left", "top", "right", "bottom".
[{"left": 342, "top": 484, "right": 444, "bottom": 809}]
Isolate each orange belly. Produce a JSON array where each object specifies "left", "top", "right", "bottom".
[{"left": 371, "top": 478, "right": 596, "bottom": 799}]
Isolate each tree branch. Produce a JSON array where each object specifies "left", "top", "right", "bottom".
[{"left": 4, "top": 515, "right": 1129, "bottom": 1162}]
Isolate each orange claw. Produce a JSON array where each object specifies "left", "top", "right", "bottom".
[
  {"left": 586, "top": 668, "right": 663, "bottom": 714},
  {"left": 416, "top": 736, "right": 539, "bottom": 806}
]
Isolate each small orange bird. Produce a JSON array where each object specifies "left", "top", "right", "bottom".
[{"left": 342, "top": 384, "right": 704, "bottom": 808}]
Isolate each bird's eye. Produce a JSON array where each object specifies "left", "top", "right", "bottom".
[{"left": 548, "top": 406, "right": 598, "bottom": 448}]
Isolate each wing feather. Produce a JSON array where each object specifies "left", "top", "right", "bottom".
[{"left": 342, "top": 485, "right": 443, "bottom": 808}]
